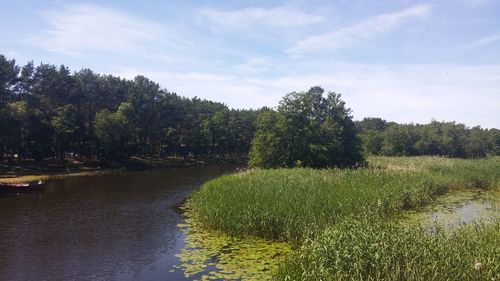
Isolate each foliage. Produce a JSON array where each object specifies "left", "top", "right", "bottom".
[
  {"left": 52, "top": 104, "right": 84, "bottom": 160},
  {"left": 94, "top": 103, "right": 133, "bottom": 159},
  {"left": 357, "top": 118, "right": 499, "bottom": 158},
  {"left": 1, "top": 53, "right": 498, "bottom": 162},
  {"left": 0, "top": 54, "right": 260, "bottom": 161},
  {"left": 248, "top": 110, "right": 288, "bottom": 168},
  {"left": 249, "top": 87, "right": 364, "bottom": 168}
]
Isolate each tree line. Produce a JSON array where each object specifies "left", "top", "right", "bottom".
[
  {"left": 0, "top": 54, "right": 260, "bottom": 161},
  {"left": 1, "top": 54, "right": 498, "bottom": 165},
  {"left": 356, "top": 118, "right": 500, "bottom": 158}
]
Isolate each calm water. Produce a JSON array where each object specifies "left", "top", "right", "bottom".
[
  {"left": 401, "top": 188, "right": 499, "bottom": 228},
  {"left": 0, "top": 165, "right": 239, "bottom": 281}
]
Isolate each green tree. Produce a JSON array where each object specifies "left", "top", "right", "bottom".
[
  {"left": 489, "top": 129, "right": 500, "bottom": 156},
  {"left": 248, "top": 110, "right": 288, "bottom": 168},
  {"left": 0, "top": 55, "right": 19, "bottom": 160},
  {"left": 249, "top": 87, "right": 363, "bottom": 168},
  {"left": 94, "top": 103, "right": 133, "bottom": 160},
  {"left": 464, "top": 126, "right": 488, "bottom": 158},
  {"left": 381, "top": 124, "right": 417, "bottom": 156},
  {"left": 4, "top": 101, "right": 28, "bottom": 160},
  {"left": 359, "top": 130, "right": 384, "bottom": 155},
  {"left": 356, "top": 118, "right": 389, "bottom": 155},
  {"left": 0, "top": 55, "right": 19, "bottom": 105},
  {"left": 202, "top": 110, "right": 230, "bottom": 155},
  {"left": 52, "top": 105, "right": 84, "bottom": 161}
]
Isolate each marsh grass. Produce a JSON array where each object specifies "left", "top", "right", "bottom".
[
  {"left": 189, "top": 157, "right": 500, "bottom": 241},
  {"left": 276, "top": 219, "right": 500, "bottom": 281},
  {"left": 188, "top": 156, "right": 500, "bottom": 280}
]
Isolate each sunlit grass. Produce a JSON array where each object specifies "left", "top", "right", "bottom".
[
  {"left": 276, "top": 219, "right": 500, "bottom": 281},
  {"left": 189, "top": 157, "right": 500, "bottom": 241},
  {"left": 187, "top": 156, "right": 500, "bottom": 280}
]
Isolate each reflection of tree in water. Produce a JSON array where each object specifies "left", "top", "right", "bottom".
[{"left": 173, "top": 206, "right": 292, "bottom": 281}]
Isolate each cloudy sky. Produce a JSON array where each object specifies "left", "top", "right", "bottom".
[{"left": 1, "top": 0, "right": 499, "bottom": 127}]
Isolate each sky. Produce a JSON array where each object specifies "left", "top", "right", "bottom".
[{"left": 1, "top": 0, "right": 499, "bottom": 128}]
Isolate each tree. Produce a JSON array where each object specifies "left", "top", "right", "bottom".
[
  {"left": 2, "top": 52, "right": 497, "bottom": 164},
  {"left": 94, "top": 103, "right": 133, "bottom": 160},
  {"left": 380, "top": 124, "right": 418, "bottom": 156},
  {"left": 489, "top": 129, "right": 500, "bottom": 156},
  {"left": 249, "top": 87, "right": 364, "bottom": 168},
  {"left": 202, "top": 110, "right": 230, "bottom": 155},
  {"left": 0, "top": 55, "right": 19, "bottom": 105},
  {"left": 52, "top": 105, "right": 84, "bottom": 161},
  {"left": 356, "top": 118, "right": 389, "bottom": 155},
  {"left": 0, "top": 55, "right": 19, "bottom": 160},
  {"left": 464, "top": 126, "right": 488, "bottom": 158},
  {"left": 248, "top": 110, "right": 288, "bottom": 168}
]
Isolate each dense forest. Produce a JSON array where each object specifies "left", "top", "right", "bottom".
[
  {"left": 1, "top": 54, "right": 499, "bottom": 163},
  {"left": 0, "top": 54, "right": 260, "bottom": 161},
  {"left": 356, "top": 118, "right": 500, "bottom": 158}
]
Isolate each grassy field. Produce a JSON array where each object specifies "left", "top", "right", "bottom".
[{"left": 187, "top": 156, "right": 500, "bottom": 280}]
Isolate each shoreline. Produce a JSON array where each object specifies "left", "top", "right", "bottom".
[{"left": 0, "top": 155, "right": 247, "bottom": 184}]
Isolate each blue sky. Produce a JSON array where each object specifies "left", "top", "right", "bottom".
[{"left": 1, "top": 0, "right": 499, "bottom": 128}]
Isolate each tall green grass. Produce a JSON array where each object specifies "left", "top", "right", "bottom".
[
  {"left": 276, "top": 220, "right": 500, "bottom": 281},
  {"left": 189, "top": 157, "right": 500, "bottom": 241},
  {"left": 370, "top": 156, "right": 500, "bottom": 189},
  {"left": 187, "top": 157, "right": 500, "bottom": 280}
]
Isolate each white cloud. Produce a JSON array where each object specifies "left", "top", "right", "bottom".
[
  {"left": 27, "top": 4, "right": 167, "bottom": 56},
  {"left": 287, "top": 4, "right": 431, "bottom": 55},
  {"left": 465, "top": 33, "right": 500, "bottom": 49},
  {"left": 199, "top": 5, "right": 324, "bottom": 28}
]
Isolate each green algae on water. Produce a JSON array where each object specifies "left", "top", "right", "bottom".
[
  {"left": 172, "top": 206, "right": 292, "bottom": 281},
  {"left": 399, "top": 188, "right": 500, "bottom": 228}
]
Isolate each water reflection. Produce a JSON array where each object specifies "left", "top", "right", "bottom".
[
  {"left": 0, "top": 165, "right": 238, "bottom": 281},
  {"left": 401, "top": 188, "right": 499, "bottom": 228}
]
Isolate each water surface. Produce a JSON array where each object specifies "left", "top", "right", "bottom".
[
  {"left": 401, "top": 188, "right": 499, "bottom": 228},
  {"left": 0, "top": 165, "right": 238, "bottom": 281}
]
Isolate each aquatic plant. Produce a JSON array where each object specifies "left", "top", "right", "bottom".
[
  {"left": 186, "top": 156, "right": 500, "bottom": 280},
  {"left": 189, "top": 157, "right": 500, "bottom": 241},
  {"left": 275, "top": 219, "right": 500, "bottom": 281},
  {"left": 172, "top": 206, "right": 292, "bottom": 281}
]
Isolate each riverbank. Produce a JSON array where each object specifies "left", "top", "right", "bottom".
[
  {"left": 0, "top": 155, "right": 247, "bottom": 184},
  {"left": 187, "top": 156, "right": 500, "bottom": 280}
]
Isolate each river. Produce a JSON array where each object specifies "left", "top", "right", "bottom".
[
  {"left": 2, "top": 166, "right": 497, "bottom": 281},
  {"left": 0, "top": 165, "right": 239, "bottom": 281}
]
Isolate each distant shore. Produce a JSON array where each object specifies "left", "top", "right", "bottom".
[{"left": 0, "top": 155, "right": 247, "bottom": 184}]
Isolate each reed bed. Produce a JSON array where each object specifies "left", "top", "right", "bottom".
[
  {"left": 275, "top": 220, "right": 500, "bottom": 281},
  {"left": 187, "top": 157, "right": 500, "bottom": 280},
  {"left": 189, "top": 157, "right": 500, "bottom": 241}
]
